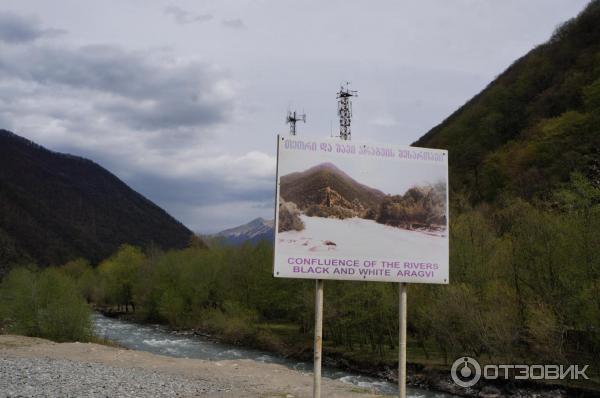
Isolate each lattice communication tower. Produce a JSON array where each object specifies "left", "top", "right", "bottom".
[
  {"left": 286, "top": 110, "right": 306, "bottom": 136},
  {"left": 337, "top": 83, "right": 358, "bottom": 140}
]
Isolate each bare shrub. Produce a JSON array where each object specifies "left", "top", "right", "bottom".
[
  {"left": 278, "top": 198, "right": 305, "bottom": 232},
  {"left": 305, "top": 204, "right": 356, "bottom": 219}
]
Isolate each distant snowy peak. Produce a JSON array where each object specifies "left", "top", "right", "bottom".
[{"left": 213, "top": 217, "right": 274, "bottom": 245}]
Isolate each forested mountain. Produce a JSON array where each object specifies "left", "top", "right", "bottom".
[
  {"left": 415, "top": 0, "right": 600, "bottom": 201},
  {"left": 404, "top": 1, "right": 600, "bottom": 377},
  {"left": 0, "top": 130, "right": 193, "bottom": 276}
]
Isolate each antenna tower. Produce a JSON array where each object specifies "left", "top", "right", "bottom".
[
  {"left": 337, "top": 82, "right": 358, "bottom": 140},
  {"left": 286, "top": 110, "right": 306, "bottom": 136}
]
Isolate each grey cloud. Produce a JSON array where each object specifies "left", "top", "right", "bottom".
[
  {"left": 0, "top": 12, "right": 64, "bottom": 43},
  {"left": 252, "top": 201, "right": 276, "bottom": 210},
  {"left": 131, "top": 176, "right": 274, "bottom": 232},
  {"left": 100, "top": 93, "right": 224, "bottom": 130},
  {"left": 221, "top": 18, "right": 246, "bottom": 29},
  {"left": 128, "top": 173, "right": 274, "bottom": 207},
  {"left": 164, "top": 6, "right": 212, "bottom": 25},
  {"left": 0, "top": 44, "right": 232, "bottom": 131},
  {"left": 0, "top": 112, "right": 10, "bottom": 130}
]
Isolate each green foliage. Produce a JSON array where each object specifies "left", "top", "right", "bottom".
[
  {"left": 525, "top": 301, "right": 564, "bottom": 362},
  {"left": 198, "top": 301, "right": 260, "bottom": 344},
  {"left": 91, "top": 241, "right": 289, "bottom": 328},
  {"left": 0, "top": 227, "right": 31, "bottom": 277},
  {"left": 0, "top": 267, "right": 91, "bottom": 342},
  {"left": 415, "top": 1, "right": 600, "bottom": 203},
  {"left": 406, "top": 3, "right": 600, "bottom": 374},
  {"left": 58, "top": 258, "right": 100, "bottom": 302},
  {"left": 98, "top": 245, "right": 145, "bottom": 310},
  {"left": 583, "top": 77, "right": 600, "bottom": 110}
]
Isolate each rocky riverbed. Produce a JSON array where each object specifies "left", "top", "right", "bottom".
[
  {"left": 0, "top": 335, "right": 384, "bottom": 397},
  {"left": 0, "top": 356, "right": 227, "bottom": 397}
]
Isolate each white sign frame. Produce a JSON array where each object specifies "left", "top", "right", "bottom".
[{"left": 273, "top": 135, "right": 449, "bottom": 284}]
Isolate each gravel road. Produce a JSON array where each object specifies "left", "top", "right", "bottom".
[
  {"left": 0, "top": 335, "right": 382, "bottom": 397},
  {"left": 0, "top": 356, "right": 228, "bottom": 397}
]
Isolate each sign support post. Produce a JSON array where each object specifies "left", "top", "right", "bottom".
[
  {"left": 399, "top": 283, "right": 407, "bottom": 398},
  {"left": 313, "top": 279, "right": 324, "bottom": 398},
  {"left": 274, "top": 136, "right": 448, "bottom": 397}
]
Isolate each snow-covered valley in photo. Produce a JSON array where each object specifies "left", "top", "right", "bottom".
[{"left": 277, "top": 215, "right": 447, "bottom": 261}]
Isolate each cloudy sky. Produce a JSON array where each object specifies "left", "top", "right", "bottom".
[{"left": 0, "top": 0, "right": 590, "bottom": 232}]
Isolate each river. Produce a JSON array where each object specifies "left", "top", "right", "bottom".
[{"left": 93, "top": 313, "right": 455, "bottom": 397}]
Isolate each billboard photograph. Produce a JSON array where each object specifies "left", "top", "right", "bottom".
[{"left": 274, "top": 136, "right": 449, "bottom": 284}]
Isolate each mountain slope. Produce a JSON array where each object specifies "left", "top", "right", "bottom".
[
  {"left": 280, "top": 162, "right": 385, "bottom": 211},
  {"left": 212, "top": 217, "right": 274, "bottom": 245},
  {"left": 0, "top": 130, "right": 193, "bottom": 275},
  {"left": 415, "top": 0, "right": 600, "bottom": 201}
]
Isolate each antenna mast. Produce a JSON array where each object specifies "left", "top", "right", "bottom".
[
  {"left": 286, "top": 110, "right": 306, "bottom": 136},
  {"left": 337, "top": 82, "right": 358, "bottom": 141}
]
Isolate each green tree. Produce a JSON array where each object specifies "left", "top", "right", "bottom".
[
  {"left": 0, "top": 267, "right": 91, "bottom": 342},
  {"left": 98, "top": 244, "right": 145, "bottom": 312}
]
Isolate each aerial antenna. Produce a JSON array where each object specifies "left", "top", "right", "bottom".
[
  {"left": 336, "top": 82, "right": 358, "bottom": 141},
  {"left": 286, "top": 110, "right": 306, "bottom": 136}
]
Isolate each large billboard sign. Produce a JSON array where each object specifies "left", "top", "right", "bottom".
[{"left": 274, "top": 136, "right": 449, "bottom": 284}]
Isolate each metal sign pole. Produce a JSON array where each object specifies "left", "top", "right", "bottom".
[
  {"left": 282, "top": 109, "right": 323, "bottom": 397},
  {"left": 313, "top": 279, "right": 324, "bottom": 398},
  {"left": 399, "top": 282, "right": 407, "bottom": 398}
]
